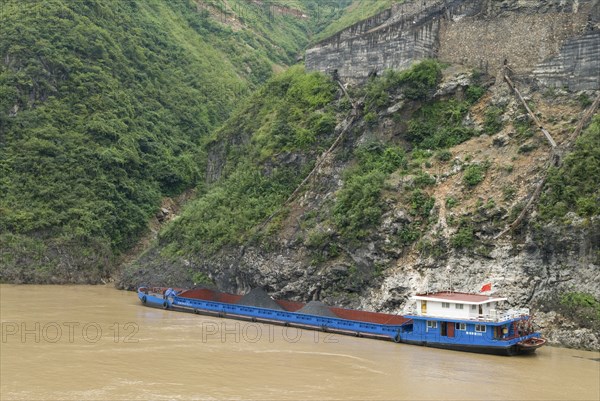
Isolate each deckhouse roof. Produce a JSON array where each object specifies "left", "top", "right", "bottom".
[{"left": 412, "top": 291, "right": 507, "bottom": 305}]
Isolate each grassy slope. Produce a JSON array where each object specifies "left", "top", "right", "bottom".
[
  {"left": 0, "top": 0, "right": 352, "bottom": 282},
  {"left": 539, "top": 115, "right": 600, "bottom": 219},
  {"left": 313, "top": 0, "right": 400, "bottom": 43},
  {"left": 137, "top": 61, "right": 444, "bottom": 263},
  {"left": 158, "top": 66, "right": 338, "bottom": 256}
]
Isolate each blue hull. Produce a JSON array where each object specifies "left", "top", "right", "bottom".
[
  {"left": 139, "top": 292, "right": 172, "bottom": 310},
  {"left": 137, "top": 289, "right": 542, "bottom": 356}
]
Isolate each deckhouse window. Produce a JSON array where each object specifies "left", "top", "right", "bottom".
[
  {"left": 427, "top": 321, "right": 438, "bottom": 329},
  {"left": 471, "top": 305, "right": 477, "bottom": 310},
  {"left": 475, "top": 324, "right": 486, "bottom": 332},
  {"left": 442, "top": 302, "right": 450, "bottom": 308},
  {"left": 455, "top": 323, "right": 466, "bottom": 331},
  {"left": 455, "top": 304, "right": 464, "bottom": 309}
]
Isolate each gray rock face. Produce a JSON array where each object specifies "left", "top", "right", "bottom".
[
  {"left": 305, "top": 0, "right": 471, "bottom": 84},
  {"left": 305, "top": 0, "right": 599, "bottom": 90},
  {"left": 536, "top": 311, "right": 600, "bottom": 351},
  {"left": 138, "top": 211, "right": 597, "bottom": 349},
  {"left": 533, "top": 30, "right": 600, "bottom": 91}
]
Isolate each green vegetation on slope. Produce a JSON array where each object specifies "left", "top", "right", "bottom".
[
  {"left": 539, "top": 116, "right": 600, "bottom": 220},
  {"left": 195, "top": 0, "right": 353, "bottom": 65},
  {"left": 314, "top": 0, "right": 401, "bottom": 43},
  {"left": 364, "top": 59, "right": 443, "bottom": 110},
  {"left": 0, "top": 0, "right": 348, "bottom": 282},
  {"left": 537, "top": 291, "right": 600, "bottom": 332},
  {"left": 330, "top": 61, "right": 487, "bottom": 251},
  {"left": 152, "top": 61, "right": 450, "bottom": 266},
  {"left": 158, "top": 66, "right": 338, "bottom": 255},
  {"left": 333, "top": 143, "right": 406, "bottom": 240}
]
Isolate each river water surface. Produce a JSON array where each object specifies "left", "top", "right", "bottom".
[{"left": 1, "top": 285, "right": 598, "bottom": 400}]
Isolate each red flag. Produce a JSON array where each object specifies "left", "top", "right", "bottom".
[{"left": 480, "top": 283, "right": 492, "bottom": 292}]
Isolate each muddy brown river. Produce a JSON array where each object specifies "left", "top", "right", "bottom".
[{"left": 1, "top": 285, "right": 598, "bottom": 400}]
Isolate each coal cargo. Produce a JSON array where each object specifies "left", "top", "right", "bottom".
[{"left": 236, "top": 288, "right": 284, "bottom": 311}]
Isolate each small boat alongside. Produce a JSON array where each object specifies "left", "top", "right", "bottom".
[
  {"left": 137, "top": 286, "right": 545, "bottom": 356},
  {"left": 517, "top": 336, "right": 547, "bottom": 352}
]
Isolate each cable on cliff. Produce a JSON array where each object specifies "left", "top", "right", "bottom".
[
  {"left": 494, "top": 64, "right": 600, "bottom": 239},
  {"left": 254, "top": 78, "right": 361, "bottom": 234}
]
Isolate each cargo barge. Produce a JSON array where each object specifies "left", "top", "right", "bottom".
[{"left": 137, "top": 287, "right": 545, "bottom": 356}]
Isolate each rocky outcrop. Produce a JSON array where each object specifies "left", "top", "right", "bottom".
[
  {"left": 306, "top": 0, "right": 600, "bottom": 91},
  {"left": 360, "top": 216, "right": 600, "bottom": 350},
  {"left": 536, "top": 311, "right": 599, "bottom": 351}
]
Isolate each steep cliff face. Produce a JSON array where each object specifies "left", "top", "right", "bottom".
[
  {"left": 305, "top": 0, "right": 456, "bottom": 82},
  {"left": 533, "top": 30, "right": 600, "bottom": 91},
  {"left": 306, "top": 0, "right": 600, "bottom": 91}
]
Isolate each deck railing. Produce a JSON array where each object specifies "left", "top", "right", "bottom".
[
  {"left": 487, "top": 308, "right": 530, "bottom": 322},
  {"left": 409, "top": 308, "right": 530, "bottom": 322}
]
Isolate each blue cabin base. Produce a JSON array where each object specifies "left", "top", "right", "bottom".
[{"left": 396, "top": 339, "right": 532, "bottom": 356}]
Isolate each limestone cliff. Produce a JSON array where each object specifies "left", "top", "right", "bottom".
[{"left": 306, "top": 0, "right": 600, "bottom": 91}]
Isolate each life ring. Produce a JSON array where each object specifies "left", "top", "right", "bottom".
[
  {"left": 163, "top": 301, "right": 169, "bottom": 309},
  {"left": 193, "top": 309, "right": 199, "bottom": 314},
  {"left": 141, "top": 295, "right": 147, "bottom": 304},
  {"left": 393, "top": 332, "right": 402, "bottom": 343}
]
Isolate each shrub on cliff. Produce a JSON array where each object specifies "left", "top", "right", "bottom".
[
  {"left": 407, "top": 99, "right": 476, "bottom": 149},
  {"left": 483, "top": 106, "right": 505, "bottom": 135},
  {"left": 539, "top": 116, "right": 600, "bottom": 220},
  {"left": 364, "top": 60, "right": 443, "bottom": 112},
  {"left": 451, "top": 226, "right": 475, "bottom": 249},
  {"left": 410, "top": 189, "right": 435, "bottom": 218},
  {"left": 159, "top": 67, "right": 338, "bottom": 255},
  {"left": 333, "top": 170, "right": 387, "bottom": 240},
  {"left": 463, "top": 164, "right": 486, "bottom": 187},
  {"left": 332, "top": 142, "right": 406, "bottom": 241},
  {"left": 397, "top": 59, "right": 443, "bottom": 100},
  {"left": 537, "top": 291, "right": 600, "bottom": 332}
]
